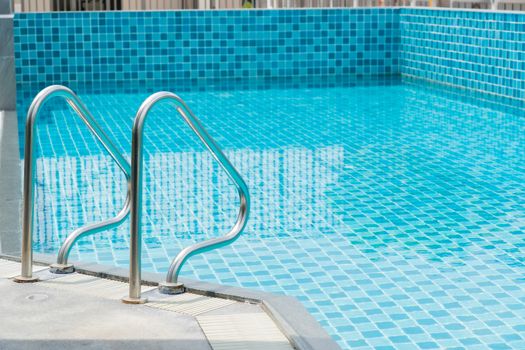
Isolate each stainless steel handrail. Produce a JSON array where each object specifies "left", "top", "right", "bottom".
[
  {"left": 14, "top": 85, "right": 131, "bottom": 282},
  {"left": 123, "top": 91, "right": 249, "bottom": 303}
]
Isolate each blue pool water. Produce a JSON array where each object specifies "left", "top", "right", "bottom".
[{"left": 21, "top": 77, "right": 525, "bottom": 349}]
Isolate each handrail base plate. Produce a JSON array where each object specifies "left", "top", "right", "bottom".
[
  {"left": 49, "top": 263, "right": 75, "bottom": 274},
  {"left": 13, "top": 275, "right": 39, "bottom": 283},
  {"left": 121, "top": 296, "right": 148, "bottom": 304},
  {"left": 158, "top": 282, "right": 185, "bottom": 295}
]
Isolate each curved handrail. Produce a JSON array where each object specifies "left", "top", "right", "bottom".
[
  {"left": 15, "top": 85, "right": 131, "bottom": 282},
  {"left": 125, "top": 91, "right": 249, "bottom": 301}
]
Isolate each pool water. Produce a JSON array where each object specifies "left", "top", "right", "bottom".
[{"left": 23, "top": 77, "right": 525, "bottom": 349}]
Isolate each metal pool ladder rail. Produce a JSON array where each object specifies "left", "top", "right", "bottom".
[
  {"left": 123, "top": 91, "right": 250, "bottom": 304},
  {"left": 14, "top": 85, "right": 131, "bottom": 282}
]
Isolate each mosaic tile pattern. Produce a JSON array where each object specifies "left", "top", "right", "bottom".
[
  {"left": 400, "top": 9, "right": 525, "bottom": 102},
  {"left": 13, "top": 8, "right": 400, "bottom": 88},
  {"left": 21, "top": 78, "right": 525, "bottom": 349},
  {"left": 13, "top": 8, "right": 525, "bottom": 106}
]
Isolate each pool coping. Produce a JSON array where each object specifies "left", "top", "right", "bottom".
[{"left": 0, "top": 252, "right": 341, "bottom": 350}]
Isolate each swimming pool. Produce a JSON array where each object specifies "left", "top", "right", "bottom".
[{"left": 19, "top": 76, "right": 525, "bottom": 349}]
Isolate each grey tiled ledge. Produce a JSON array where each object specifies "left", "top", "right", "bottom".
[
  {"left": 0, "top": 15, "right": 13, "bottom": 56},
  {"left": 0, "top": 1, "right": 11, "bottom": 15},
  {"left": 1, "top": 252, "right": 342, "bottom": 350},
  {"left": 0, "top": 15, "right": 15, "bottom": 110},
  {"left": 0, "top": 57, "right": 16, "bottom": 110}
]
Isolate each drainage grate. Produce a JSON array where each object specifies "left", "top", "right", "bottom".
[{"left": 147, "top": 293, "right": 237, "bottom": 316}]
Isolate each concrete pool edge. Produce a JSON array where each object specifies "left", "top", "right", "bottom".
[{"left": 0, "top": 252, "right": 341, "bottom": 350}]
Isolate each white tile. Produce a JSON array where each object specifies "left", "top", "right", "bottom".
[{"left": 197, "top": 313, "right": 293, "bottom": 350}]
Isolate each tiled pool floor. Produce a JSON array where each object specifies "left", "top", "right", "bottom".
[{"left": 17, "top": 78, "right": 525, "bottom": 349}]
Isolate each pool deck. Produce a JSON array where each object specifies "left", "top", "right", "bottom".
[
  {"left": 0, "top": 258, "right": 292, "bottom": 350},
  {"left": 0, "top": 110, "right": 341, "bottom": 350}
]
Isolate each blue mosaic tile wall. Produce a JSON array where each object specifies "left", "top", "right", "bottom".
[
  {"left": 13, "top": 8, "right": 400, "bottom": 91},
  {"left": 14, "top": 8, "right": 525, "bottom": 103},
  {"left": 400, "top": 9, "right": 525, "bottom": 102}
]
